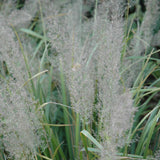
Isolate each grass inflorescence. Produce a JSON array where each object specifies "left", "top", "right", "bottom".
[{"left": 0, "top": 0, "right": 160, "bottom": 160}]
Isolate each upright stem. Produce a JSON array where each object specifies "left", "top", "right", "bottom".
[
  {"left": 75, "top": 113, "right": 80, "bottom": 158},
  {"left": 60, "top": 59, "right": 73, "bottom": 160}
]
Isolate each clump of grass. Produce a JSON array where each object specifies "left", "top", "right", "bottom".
[{"left": 0, "top": 0, "right": 160, "bottom": 160}]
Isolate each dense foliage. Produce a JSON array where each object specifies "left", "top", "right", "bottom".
[{"left": 0, "top": 0, "right": 160, "bottom": 160}]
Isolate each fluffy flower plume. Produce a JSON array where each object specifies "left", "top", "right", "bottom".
[
  {"left": 0, "top": 82, "right": 43, "bottom": 160},
  {"left": 46, "top": 1, "right": 95, "bottom": 123},
  {"left": 93, "top": 1, "right": 136, "bottom": 158},
  {"left": 0, "top": 12, "right": 44, "bottom": 160}
]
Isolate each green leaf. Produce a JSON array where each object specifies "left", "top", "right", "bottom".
[
  {"left": 20, "top": 28, "right": 49, "bottom": 41},
  {"left": 81, "top": 147, "right": 101, "bottom": 153},
  {"left": 80, "top": 130, "right": 103, "bottom": 150}
]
